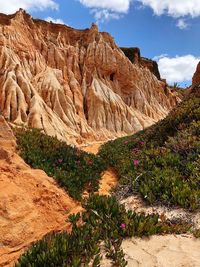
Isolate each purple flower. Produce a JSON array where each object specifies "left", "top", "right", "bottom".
[
  {"left": 133, "top": 160, "right": 139, "bottom": 167},
  {"left": 139, "top": 141, "right": 145, "bottom": 145},
  {"left": 120, "top": 223, "right": 126, "bottom": 229},
  {"left": 58, "top": 159, "right": 63, "bottom": 164},
  {"left": 124, "top": 141, "right": 129, "bottom": 145}
]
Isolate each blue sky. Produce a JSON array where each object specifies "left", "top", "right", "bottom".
[{"left": 1, "top": 0, "right": 200, "bottom": 86}]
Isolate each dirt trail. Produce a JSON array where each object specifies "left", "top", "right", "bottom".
[
  {"left": 81, "top": 142, "right": 118, "bottom": 196},
  {"left": 82, "top": 142, "right": 200, "bottom": 267},
  {"left": 1, "top": 121, "right": 200, "bottom": 267}
]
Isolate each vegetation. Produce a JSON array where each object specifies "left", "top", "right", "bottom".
[
  {"left": 100, "top": 88, "right": 200, "bottom": 209},
  {"left": 15, "top": 88, "right": 200, "bottom": 266},
  {"left": 16, "top": 195, "right": 191, "bottom": 267},
  {"left": 15, "top": 128, "right": 106, "bottom": 201}
]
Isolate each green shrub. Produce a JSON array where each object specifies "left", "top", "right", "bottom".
[
  {"left": 16, "top": 195, "right": 191, "bottom": 267},
  {"left": 99, "top": 89, "right": 200, "bottom": 209},
  {"left": 15, "top": 128, "right": 106, "bottom": 200}
]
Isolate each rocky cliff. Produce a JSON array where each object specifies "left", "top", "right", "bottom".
[
  {"left": 120, "top": 47, "right": 161, "bottom": 80},
  {"left": 0, "top": 9, "right": 180, "bottom": 144},
  {"left": 192, "top": 61, "right": 200, "bottom": 86}
]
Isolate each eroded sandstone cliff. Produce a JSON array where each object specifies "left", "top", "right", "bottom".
[
  {"left": 0, "top": 9, "right": 180, "bottom": 144},
  {"left": 121, "top": 47, "right": 161, "bottom": 80},
  {"left": 192, "top": 61, "right": 200, "bottom": 86}
]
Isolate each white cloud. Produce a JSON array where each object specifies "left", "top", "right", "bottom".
[
  {"left": 79, "top": 0, "right": 132, "bottom": 13},
  {"left": 154, "top": 55, "right": 200, "bottom": 84},
  {"left": 137, "top": 0, "right": 200, "bottom": 18},
  {"left": 176, "top": 19, "right": 188, "bottom": 30},
  {"left": 78, "top": 0, "right": 132, "bottom": 22},
  {"left": 45, "top": 17, "right": 64, "bottom": 24},
  {"left": 0, "top": 0, "right": 58, "bottom": 14},
  {"left": 91, "top": 9, "right": 121, "bottom": 23}
]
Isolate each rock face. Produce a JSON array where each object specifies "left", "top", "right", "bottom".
[
  {"left": 121, "top": 47, "right": 161, "bottom": 80},
  {"left": 0, "top": 10, "right": 180, "bottom": 144},
  {"left": 0, "top": 116, "right": 82, "bottom": 267},
  {"left": 192, "top": 61, "right": 200, "bottom": 86}
]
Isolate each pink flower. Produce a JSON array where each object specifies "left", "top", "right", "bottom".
[
  {"left": 139, "top": 141, "right": 145, "bottom": 145},
  {"left": 58, "top": 159, "right": 63, "bottom": 164},
  {"left": 88, "top": 161, "right": 93, "bottom": 165},
  {"left": 120, "top": 223, "right": 126, "bottom": 229},
  {"left": 124, "top": 141, "right": 129, "bottom": 145},
  {"left": 133, "top": 160, "right": 139, "bottom": 167}
]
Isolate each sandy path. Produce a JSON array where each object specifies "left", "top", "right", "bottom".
[
  {"left": 82, "top": 143, "right": 200, "bottom": 267},
  {"left": 101, "top": 235, "right": 200, "bottom": 267},
  {"left": 81, "top": 142, "right": 118, "bottom": 196}
]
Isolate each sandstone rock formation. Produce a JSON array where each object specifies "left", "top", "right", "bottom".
[
  {"left": 0, "top": 116, "right": 82, "bottom": 267},
  {"left": 192, "top": 61, "right": 200, "bottom": 86},
  {"left": 120, "top": 47, "right": 161, "bottom": 80},
  {"left": 0, "top": 9, "right": 180, "bottom": 144}
]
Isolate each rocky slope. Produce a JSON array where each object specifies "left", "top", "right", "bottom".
[
  {"left": 192, "top": 61, "right": 200, "bottom": 86},
  {"left": 121, "top": 47, "right": 161, "bottom": 80},
  {"left": 0, "top": 9, "right": 180, "bottom": 144},
  {"left": 0, "top": 116, "right": 82, "bottom": 267}
]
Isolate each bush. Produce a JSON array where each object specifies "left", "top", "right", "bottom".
[
  {"left": 16, "top": 195, "right": 191, "bottom": 267},
  {"left": 99, "top": 89, "right": 200, "bottom": 209},
  {"left": 15, "top": 128, "right": 106, "bottom": 200}
]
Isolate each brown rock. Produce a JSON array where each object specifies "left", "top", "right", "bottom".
[
  {"left": 192, "top": 61, "right": 200, "bottom": 86},
  {"left": 0, "top": 9, "right": 181, "bottom": 145},
  {"left": 121, "top": 47, "right": 161, "bottom": 80}
]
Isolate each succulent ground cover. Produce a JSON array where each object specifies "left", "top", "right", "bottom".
[
  {"left": 15, "top": 128, "right": 106, "bottom": 201},
  {"left": 16, "top": 195, "right": 191, "bottom": 267},
  {"left": 14, "top": 88, "right": 199, "bottom": 266},
  {"left": 100, "top": 87, "right": 200, "bottom": 209}
]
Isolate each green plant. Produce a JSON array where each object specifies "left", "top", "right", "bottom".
[
  {"left": 99, "top": 88, "right": 200, "bottom": 209},
  {"left": 14, "top": 128, "right": 106, "bottom": 200},
  {"left": 16, "top": 195, "right": 191, "bottom": 267}
]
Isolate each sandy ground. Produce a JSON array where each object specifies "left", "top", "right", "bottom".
[
  {"left": 101, "top": 234, "right": 200, "bottom": 267},
  {"left": 82, "top": 143, "right": 200, "bottom": 267},
  {"left": 1, "top": 124, "right": 200, "bottom": 267}
]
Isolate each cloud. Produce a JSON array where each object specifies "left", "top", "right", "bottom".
[
  {"left": 45, "top": 16, "right": 64, "bottom": 24},
  {"left": 91, "top": 9, "right": 121, "bottom": 23},
  {"left": 78, "top": 0, "right": 132, "bottom": 22},
  {"left": 153, "top": 55, "right": 200, "bottom": 84},
  {"left": 176, "top": 19, "right": 188, "bottom": 30},
  {"left": 0, "top": 0, "right": 58, "bottom": 14},
  {"left": 137, "top": 0, "right": 200, "bottom": 18},
  {"left": 79, "top": 0, "right": 132, "bottom": 13}
]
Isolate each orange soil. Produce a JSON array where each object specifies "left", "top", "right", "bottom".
[
  {"left": 0, "top": 117, "right": 82, "bottom": 267},
  {"left": 0, "top": 118, "right": 118, "bottom": 267}
]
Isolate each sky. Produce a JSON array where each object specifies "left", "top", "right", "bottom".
[{"left": 0, "top": 0, "right": 200, "bottom": 86}]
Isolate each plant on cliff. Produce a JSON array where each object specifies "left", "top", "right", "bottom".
[
  {"left": 99, "top": 87, "right": 200, "bottom": 209},
  {"left": 15, "top": 128, "right": 106, "bottom": 200}
]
